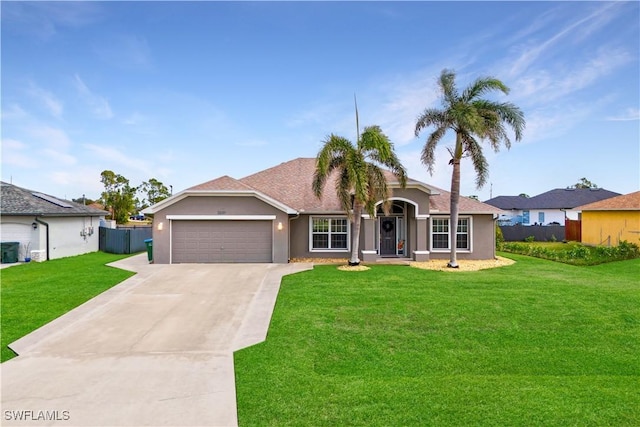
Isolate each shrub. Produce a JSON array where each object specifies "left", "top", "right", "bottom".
[
  {"left": 495, "top": 225, "right": 504, "bottom": 246},
  {"left": 567, "top": 245, "right": 590, "bottom": 260},
  {"left": 616, "top": 240, "right": 640, "bottom": 259},
  {"left": 499, "top": 241, "right": 640, "bottom": 266},
  {"left": 525, "top": 235, "right": 535, "bottom": 242}
]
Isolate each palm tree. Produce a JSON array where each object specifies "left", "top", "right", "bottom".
[
  {"left": 313, "top": 121, "right": 407, "bottom": 266},
  {"left": 415, "top": 69, "right": 525, "bottom": 268}
]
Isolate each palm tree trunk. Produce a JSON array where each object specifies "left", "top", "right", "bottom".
[
  {"left": 350, "top": 202, "right": 362, "bottom": 265},
  {"left": 448, "top": 135, "right": 463, "bottom": 268}
]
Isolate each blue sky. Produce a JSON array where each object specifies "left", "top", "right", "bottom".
[{"left": 2, "top": 1, "right": 639, "bottom": 203}]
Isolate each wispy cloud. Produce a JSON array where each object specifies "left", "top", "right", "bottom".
[
  {"left": 73, "top": 74, "right": 113, "bottom": 119},
  {"left": 2, "top": 2, "right": 103, "bottom": 40},
  {"left": 42, "top": 149, "right": 77, "bottom": 166},
  {"left": 0, "top": 138, "right": 37, "bottom": 169},
  {"left": 284, "top": 64, "right": 448, "bottom": 148},
  {"left": 371, "top": 70, "right": 443, "bottom": 146},
  {"left": 94, "top": 34, "right": 153, "bottom": 69},
  {"left": 1, "top": 104, "right": 28, "bottom": 121},
  {"left": 83, "top": 143, "right": 154, "bottom": 177},
  {"left": 383, "top": 2, "right": 635, "bottom": 151},
  {"left": 28, "top": 125, "right": 72, "bottom": 150},
  {"left": 506, "top": 2, "right": 623, "bottom": 78},
  {"left": 49, "top": 165, "right": 106, "bottom": 196},
  {"left": 511, "top": 46, "right": 632, "bottom": 105},
  {"left": 606, "top": 108, "right": 640, "bottom": 122},
  {"left": 27, "top": 82, "right": 63, "bottom": 118},
  {"left": 23, "top": 125, "right": 78, "bottom": 166}
]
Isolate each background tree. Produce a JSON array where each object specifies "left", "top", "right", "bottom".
[
  {"left": 72, "top": 196, "right": 96, "bottom": 205},
  {"left": 313, "top": 113, "right": 406, "bottom": 265},
  {"left": 100, "top": 170, "right": 136, "bottom": 224},
  {"left": 518, "top": 193, "right": 530, "bottom": 198},
  {"left": 415, "top": 69, "right": 525, "bottom": 267},
  {"left": 572, "top": 177, "right": 598, "bottom": 189},
  {"left": 138, "top": 178, "right": 171, "bottom": 209}
]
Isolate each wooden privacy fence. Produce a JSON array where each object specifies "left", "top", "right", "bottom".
[
  {"left": 499, "top": 225, "right": 566, "bottom": 242},
  {"left": 99, "top": 226, "right": 152, "bottom": 254},
  {"left": 565, "top": 219, "right": 582, "bottom": 242}
]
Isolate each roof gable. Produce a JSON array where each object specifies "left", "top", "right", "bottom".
[
  {"left": 576, "top": 191, "right": 640, "bottom": 211},
  {"left": 0, "top": 182, "right": 108, "bottom": 216}
]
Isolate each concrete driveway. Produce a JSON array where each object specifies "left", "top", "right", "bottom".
[{"left": 1, "top": 254, "right": 312, "bottom": 426}]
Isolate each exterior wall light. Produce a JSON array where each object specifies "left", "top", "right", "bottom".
[
  {"left": 157, "top": 222, "right": 164, "bottom": 231},
  {"left": 277, "top": 222, "right": 283, "bottom": 231}
]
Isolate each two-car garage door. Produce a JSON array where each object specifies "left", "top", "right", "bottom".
[{"left": 172, "top": 220, "right": 272, "bottom": 263}]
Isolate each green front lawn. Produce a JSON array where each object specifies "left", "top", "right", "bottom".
[
  {"left": 235, "top": 255, "right": 640, "bottom": 426},
  {"left": 1, "top": 252, "right": 135, "bottom": 362}
]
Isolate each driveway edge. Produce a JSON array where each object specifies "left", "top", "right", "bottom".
[{"left": 232, "top": 263, "right": 313, "bottom": 352}]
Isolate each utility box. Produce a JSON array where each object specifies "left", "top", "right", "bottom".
[
  {"left": 1, "top": 242, "right": 20, "bottom": 264},
  {"left": 31, "top": 250, "right": 46, "bottom": 262}
]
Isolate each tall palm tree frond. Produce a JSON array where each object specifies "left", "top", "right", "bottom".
[
  {"left": 439, "top": 69, "right": 458, "bottom": 106},
  {"left": 461, "top": 76, "right": 509, "bottom": 102},
  {"left": 421, "top": 125, "right": 447, "bottom": 173},
  {"left": 464, "top": 136, "right": 489, "bottom": 188},
  {"left": 415, "top": 108, "right": 449, "bottom": 136}
]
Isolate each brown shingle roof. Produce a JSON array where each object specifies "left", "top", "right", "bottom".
[
  {"left": 179, "top": 157, "right": 502, "bottom": 215},
  {"left": 240, "top": 158, "right": 343, "bottom": 212},
  {"left": 576, "top": 191, "right": 640, "bottom": 211},
  {"left": 428, "top": 185, "right": 503, "bottom": 214},
  {"left": 187, "top": 175, "right": 257, "bottom": 192}
]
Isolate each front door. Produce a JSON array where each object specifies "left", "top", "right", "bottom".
[{"left": 380, "top": 217, "right": 396, "bottom": 256}]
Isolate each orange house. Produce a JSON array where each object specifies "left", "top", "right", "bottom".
[{"left": 575, "top": 191, "right": 640, "bottom": 246}]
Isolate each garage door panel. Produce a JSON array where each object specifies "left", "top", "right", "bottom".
[{"left": 172, "top": 221, "right": 272, "bottom": 263}]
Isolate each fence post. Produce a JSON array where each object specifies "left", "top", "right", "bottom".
[{"left": 124, "top": 229, "right": 131, "bottom": 254}]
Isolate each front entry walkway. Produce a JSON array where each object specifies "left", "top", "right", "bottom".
[{"left": 1, "top": 254, "right": 312, "bottom": 426}]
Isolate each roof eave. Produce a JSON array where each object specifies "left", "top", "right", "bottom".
[
  {"left": 142, "top": 190, "right": 298, "bottom": 215},
  {"left": 2, "top": 212, "right": 108, "bottom": 217}
]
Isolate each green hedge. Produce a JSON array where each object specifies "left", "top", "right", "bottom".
[{"left": 499, "top": 240, "right": 640, "bottom": 266}]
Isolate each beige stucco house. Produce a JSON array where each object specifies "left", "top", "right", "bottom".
[{"left": 142, "top": 158, "right": 502, "bottom": 264}]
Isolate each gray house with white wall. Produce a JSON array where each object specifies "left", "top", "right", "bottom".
[{"left": 1, "top": 182, "right": 108, "bottom": 262}]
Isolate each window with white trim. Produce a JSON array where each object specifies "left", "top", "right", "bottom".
[
  {"left": 430, "top": 217, "right": 471, "bottom": 251},
  {"left": 310, "top": 217, "right": 349, "bottom": 251},
  {"left": 432, "top": 218, "right": 449, "bottom": 249}
]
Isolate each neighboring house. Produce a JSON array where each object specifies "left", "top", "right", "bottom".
[
  {"left": 0, "top": 182, "right": 108, "bottom": 262},
  {"left": 142, "top": 158, "right": 502, "bottom": 264},
  {"left": 575, "top": 191, "right": 640, "bottom": 247},
  {"left": 486, "top": 188, "right": 621, "bottom": 226}
]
